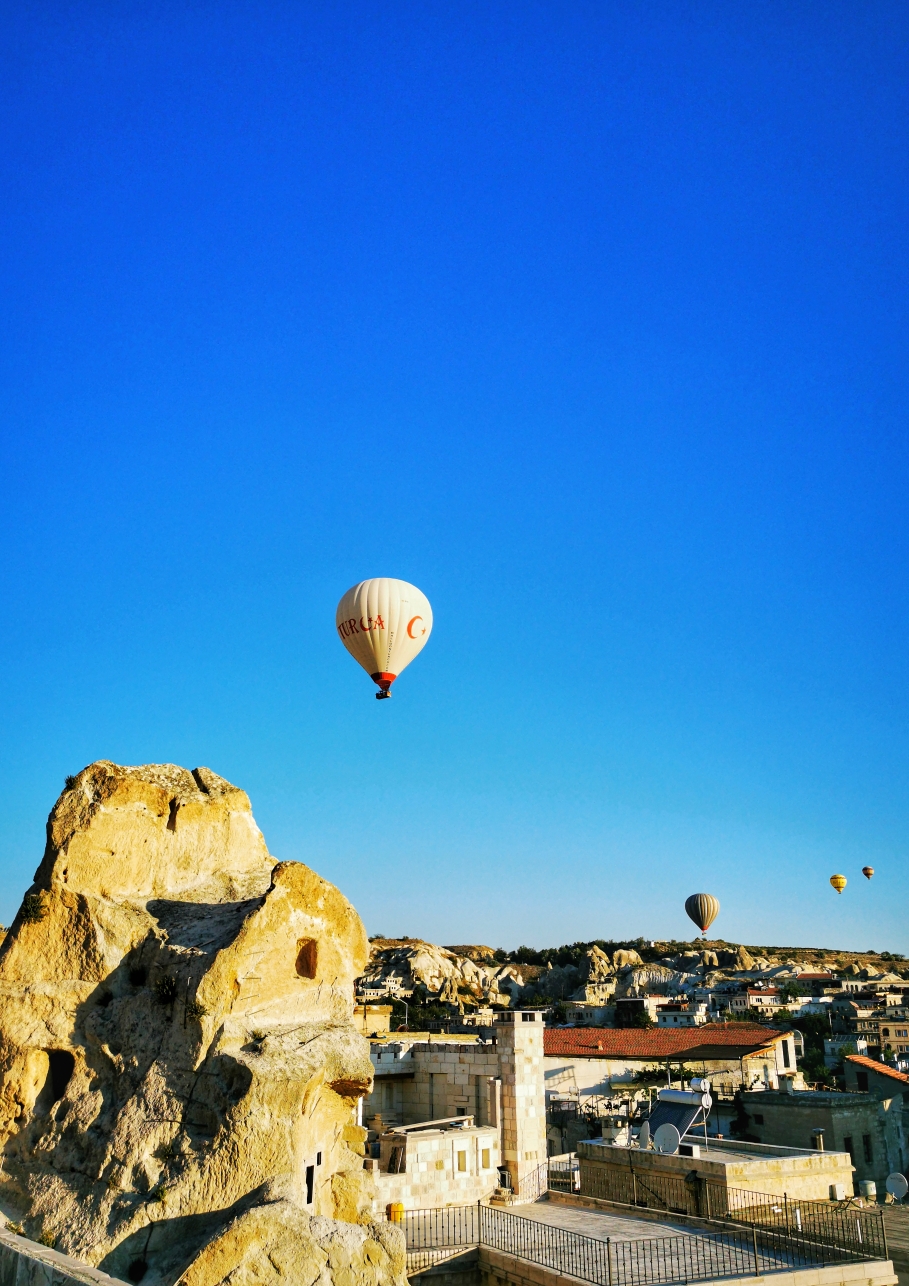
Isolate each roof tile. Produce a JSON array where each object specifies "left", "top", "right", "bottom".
[
  {"left": 544, "top": 1023, "right": 783, "bottom": 1059},
  {"left": 846, "top": 1055, "right": 909, "bottom": 1085}
]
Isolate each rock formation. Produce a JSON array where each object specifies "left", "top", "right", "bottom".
[
  {"left": 361, "top": 939, "right": 527, "bottom": 1007},
  {"left": 614, "top": 964, "right": 682, "bottom": 998},
  {"left": 582, "top": 946, "right": 614, "bottom": 982},
  {"left": 0, "top": 762, "right": 405, "bottom": 1286}
]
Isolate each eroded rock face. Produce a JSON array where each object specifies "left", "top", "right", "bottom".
[
  {"left": 0, "top": 762, "right": 403, "bottom": 1286},
  {"left": 582, "top": 946, "right": 614, "bottom": 982}
]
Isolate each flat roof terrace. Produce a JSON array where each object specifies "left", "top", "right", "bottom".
[{"left": 578, "top": 1137, "right": 854, "bottom": 1201}]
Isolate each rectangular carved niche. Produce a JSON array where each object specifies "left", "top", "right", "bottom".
[{"left": 295, "top": 938, "right": 318, "bottom": 979}]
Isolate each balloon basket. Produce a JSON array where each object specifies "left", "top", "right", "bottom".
[{"left": 376, "top": 691, "right": 391, "bottom": 700}]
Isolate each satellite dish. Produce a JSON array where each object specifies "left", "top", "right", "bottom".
[
  {"left": 637, "top": 1121, "right": 651, "bottom": 1150},
  {"left": 653, "top": 1123, "right": 681, "bottom": 1155},
  {"left": 886, "top": 1173, "right": 908, "bottom": 1200}
]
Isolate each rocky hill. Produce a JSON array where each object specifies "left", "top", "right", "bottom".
[{"left": 359, "top": 935, "right": 908, "bottom": 1013}]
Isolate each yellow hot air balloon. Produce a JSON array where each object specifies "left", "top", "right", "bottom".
[
  {"left": 685, "top": 893, "right": 720, "bottom": 936},
  {"left": 830, "top": 874, "right": 847, "bottom": 894},
  {"left": 862, "top": 866, "right": 874, "bottom": 880},
  {"left": 336, "top": 578, "right": 433, "bottom": 699}
]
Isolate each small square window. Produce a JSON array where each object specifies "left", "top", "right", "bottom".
[{"left": 753, "top": 1114, "right": 764, "bottom": 1125}]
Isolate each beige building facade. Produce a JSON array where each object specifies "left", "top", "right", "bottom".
[
  {"left": 364, "top": 1011, "right": 547, "bottom": 1206},
  {"left": 578, "top": 1136, "right": 856, "bottom": 1202},
  {"left": 732, "top": 1086, "right": 904, "bottom": 1193},
  {"left": 369, "top": 1120, "right": 500, "bottom": 1209}
]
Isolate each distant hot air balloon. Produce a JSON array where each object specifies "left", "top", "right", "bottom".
[
  {"left": 862, "top": 866, "right": 874, "bottom": 881},
  {"left": 685, "top": 893, "right": 720, "bottom": 936},
  {"left": 336, "top": 578, "right": 433, "bottom": 699},
  {"left": 830, "top": 874, "right": 847, "bottom": 894}
]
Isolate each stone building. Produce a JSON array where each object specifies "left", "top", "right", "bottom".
[
  {"left": 579, "top": 1135, "right": 856, "bottom": 1202},
  {"left": 729, "top": 1080, "right": 908, "bottom": 1193},
  {"left": 366, "top": 1119, "right": 500, "bottom": 1209},
  {"left": 543, "top": 1024, "right": 799, "bottom": 1100},
  {"left": 364, "top": 1011, "right": 547, "bottom": 1207}
]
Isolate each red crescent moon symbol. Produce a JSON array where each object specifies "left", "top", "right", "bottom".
[{"left": 407, "top": 615, "right": 423, "bottom": 639}]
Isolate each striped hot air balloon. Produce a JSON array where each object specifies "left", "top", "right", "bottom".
[
  {"left": 685, "top": 893, "right": 720, "bottom": 936},
  {"left": 830, "top": 874, "right": 847, "bottom": 894},
  {"left": 862, "top": 866, "right": 874, "bottom": 880}
]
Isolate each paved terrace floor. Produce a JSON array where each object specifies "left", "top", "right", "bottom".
[
  {"left": 501, "top": 1199, "right": 808, "bottom": 1279},
  {"left": 517, "top": 1201, "right": 696, "bottom": 1241}
]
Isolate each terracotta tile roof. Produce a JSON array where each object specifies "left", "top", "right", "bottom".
[
  {"left": 544, "top": 1023, "right": 783, "bottom": 1059},
  {"left": 847, "top": 1055, "right": 909, "bottom": 1085}
]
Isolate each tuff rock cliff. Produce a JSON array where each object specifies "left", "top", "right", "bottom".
[{"left": 0, "top": 762, "right": 405, "bottom": 1286}]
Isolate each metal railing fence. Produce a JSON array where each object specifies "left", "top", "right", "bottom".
[
  {"left": 404, "top": 1198, "right": 887, "bottom": 1284},
  {"left": 574, "top": 1161, "right": 887, "bottom": 1260},
  {"left": 403, "top": 1205, "right": 480, "bottom": 1272}
]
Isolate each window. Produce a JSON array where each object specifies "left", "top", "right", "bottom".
[
  {"left": 843, "top": 1137, "right": 855, "bottom": 1162},
  {"left": 481, "top": 1149, "right": 491, "bottom": 1169},
  {"left": 457, "top": 1151, "right": 467, "bottom": 1172},
  {"left": 782, "top": 1042, "right": 791, "bottom": 1069},
  {"left": 857, "top": 1072, "right": 869, "bottom": 1092},
  {"left": 883, "top": 1029, "right": 890, "bottom": 1037},
  {"left": 46, "top": 1051, "right": 74, "bottom": 1103},
  {"left": 899, "top": 1030, "right": 908, "bottom": 1038},
  {"left": 295, "top": 939, "right": 318, "bottom": 979},
  {"left": 753, "top": 1114, "right": 764, "bottom": 1125},
  {"left": 863, "top": 1135, "right": 873, "bottom": 1164},
  {"left": 305, "top": 1165, "right": 315, "bottom": 1204}
]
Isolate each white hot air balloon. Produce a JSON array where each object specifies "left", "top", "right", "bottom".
[{"left": 336, "top": 579, "right": 433, "bottom": 699}]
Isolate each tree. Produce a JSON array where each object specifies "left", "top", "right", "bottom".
[
  {"left": 784, "top": 1013, "right": 837, "bottom": 1087},
  {"left": 777, "top": 980, "right": 805, "bottom": 1005}
]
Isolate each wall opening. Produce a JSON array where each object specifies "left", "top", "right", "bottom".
[
  {"left": 47, "top": 1051, "right": 74, "bottom": 1103},
  {"left": 295, "top": 939, "right": 318, "bottom": 979},
  {"left": 305, "top": 1165, "right": 315, "bottom": 1204}
]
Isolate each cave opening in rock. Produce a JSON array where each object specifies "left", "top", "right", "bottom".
[
  {"left": 46, "top": 1050, "right": 74, "bottom": 1103},
  {"left": 295, "top": 938, "right": 317, "bottom": 979}
]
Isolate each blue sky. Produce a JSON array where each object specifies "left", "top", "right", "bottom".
[{"left": 1, "top": 3, "right": 907, "bottom": 951}]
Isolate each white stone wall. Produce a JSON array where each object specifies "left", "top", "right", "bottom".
[
  {"left": 374, "top": 1124, "right": 500, "bottom": 1210},
  {"left": 494, "top": 1013, "right": 547, "bottom": 1196}
]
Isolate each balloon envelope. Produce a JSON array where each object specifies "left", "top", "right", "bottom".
[
  {"left": 862, "top": 866, "right": 874, "bottom": 880},
  {"left": 336, "top": 578, "right": 432, "bottom": 698},
  {"left": 830, "top": 874, "right": 847, "bottom": 894},
  {"left": 685, "top": 893, "right": 719, "bottom": 934}
]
